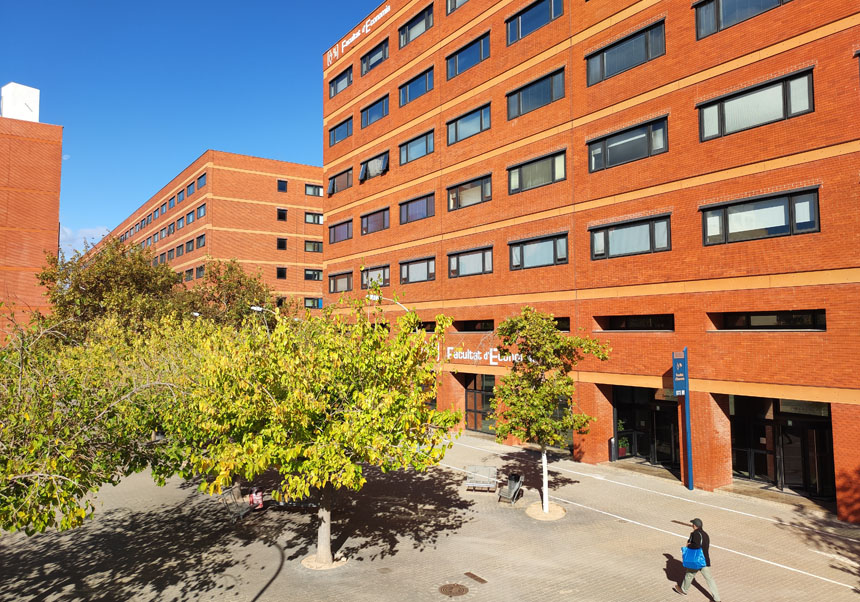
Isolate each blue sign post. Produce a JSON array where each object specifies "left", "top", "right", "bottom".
[{"left": 673, "top": 348, "right": 693, "bottom": 491}]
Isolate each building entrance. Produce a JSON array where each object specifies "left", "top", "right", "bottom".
[
  {"left": 613, "top": 386, "right": 680, "bottom": 469},
  {"left": 462, "top": 374, "right": 495, "bottom": 435}
]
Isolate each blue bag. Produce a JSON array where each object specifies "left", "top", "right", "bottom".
[{"left": 681, "top": 546, "right": 706, "bottom": 570}]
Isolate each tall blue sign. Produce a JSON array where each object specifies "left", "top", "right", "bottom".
[{"left": 673, "top": 348, "right": 693, "bottom": 491}]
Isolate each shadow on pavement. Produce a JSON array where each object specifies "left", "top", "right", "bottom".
[
  {"left": 495, "top": 448, "right": 580, "bottom": 499},
  {"left": 662, "top": 554, "right": 715, "bottom": 600}
]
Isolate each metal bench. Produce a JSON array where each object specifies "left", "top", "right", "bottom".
[
  {"left": 218, "top": 485, "right": 252, "bottom": 523},
  {"left": 464, "top": 465, "right": 498, "bottom": 492},
  {"left": 498, "top": 473, "right": 524, "bottom": 505}
]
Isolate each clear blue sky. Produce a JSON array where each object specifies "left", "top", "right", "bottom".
[{"left": 1, "top": 0, "right": 375, "bottom": 253}]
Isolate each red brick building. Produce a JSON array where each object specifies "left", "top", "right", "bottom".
[
  {"left": 322, "top": 0, "right": 860, "bottom": 521},
  {"left": 103, "top": 151, "right": 325, "bottom": 309},
  {"left": 0, "top": 83, "right": 62, "bottom": 322}
]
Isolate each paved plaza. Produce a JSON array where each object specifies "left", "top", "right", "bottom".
[{"left": 1, "top": 433, "right": 858, "bottom": 601}]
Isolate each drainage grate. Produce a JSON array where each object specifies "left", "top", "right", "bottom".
[{"left": 439, "top": 583, "right": 469, "bottom": 597}]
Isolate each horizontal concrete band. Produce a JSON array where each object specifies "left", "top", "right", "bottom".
[{"left": 438, "top": 363, "right": 860, "bottom": 405}]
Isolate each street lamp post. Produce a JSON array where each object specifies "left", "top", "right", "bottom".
[
  {"left": 250, "top": 305, "right": 274, "bottom": 337},
  {"left": 365, "top": 294, "right": 411, "bottom": 314}
]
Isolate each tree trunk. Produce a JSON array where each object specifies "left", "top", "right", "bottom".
[
  {"left": 541, "top": 444, "right": 549, "bottom": 513},
  {"left": 316, "top": 484, "right": 334, "bottom": 565}
]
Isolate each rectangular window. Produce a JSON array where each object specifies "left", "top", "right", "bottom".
[
  {"left": 276, "top": 267, "right": 287, "bottom": 279},
  {"left": 359, "top": 151, "right": 390, "bottom": 182},
  {"left": 197, "top": 173, "right": 206, "bottom": 188},
  {"left": 159, "top": 253, "right": 166, "bottom": 264},
  {"left": 187, "top": 182, "right": 195, "bottom": 196},
  {"left": 508, "top": 151, "right": 565, "bottom": 194},
  {"left": 160, "top": 228, "right": 167, "bottom": 238},
  {"left": 329, "top": 66, "right": 353, "bottom": 98},
  {"left": 167, "top": 223, "right": 175, "bottom": 235},
  {"left": 361, "top": 265, "right": 390, "bottom": 289},
  {"left": 447, "top": 33, "right": 490, "bottom": 80},
  {"left": 506, "top": 0, "right": 563, "bottom": 45},
  {"left": 399, "top": 68, "right": 434, "bottom": 106},
  {"left": 509, "top": 233, "right": 567, "bottom": 270},
  {"left": 304, "top": 269, "right": 323, "bottom": 281},
  {"left": 447, "top": 0, "right": 469, "bottom": 13},
  {"left": 400, "top": 257, "right": 436, "bottom": 284},
  {"left": 327, "top": 169, "right": 353, "bottom": 195},
  {"left": 590, "top": 215, "right": 671, "bottom": 259},
  {"left": 178, "top": 190, "right": 185, "bottom": 203},
  {"left": 177, "top": 217, "right": 184, "bottom": 229},
  {"left": 699, "top": 71, "right": 813, "bottom": 141},
  {"left": 362, "top": 38, "right": 389, "bottom": 75},
  {"left": 329, "top": 271, "right": 353, "bottom": 293},
  {"left": 196, "top": 265, "right": 205, "bottom": 279},
  {"left": 197, "top": 204, "right": 206, "bottom": 219},
  {"left": 595, "top": 314, "right": 675, "bottom": 331},
  {"left": 449, "top": 247, "right": 493, "bottom": 278},
  {"left": 361, "top": 95, "right": 389, "bottom": 128},
  {"left": 146, "top": 237, "right": 152, "bottom": 247},
  {"left": 329, "top": 117, "right": 353, "bottom": 146},
  {"left": 716, "top": 310, "right": 826, "bottom": 331},
  {"left": 400, "top": 194, "right": 435, "bottom": 224},
  {"left": 586, "top": 22, "right": 665, "bottom": 86},
  {"left": 361, "top": 208, "right": 389, "bottom": 235},
  {"left": 305, "top": 184, "right": 323, "bottom": 197},
  {"left": 447, "top": 105, "right": 490, "bottom": 145},
  {"left": 185, "top": 269, "right": 193, "bottom": 282},
  {"left": 135, "top": 224, "right": 140, "bottom": 233},
  {"left": 448, "top": 175, "right": 491, "bottom": 211},
  {"left": 305, "top": 212, "right": 323, "bottom": 224},
  {"left": 507, "top": 69, "right": 564, "bottom": 119},
  {"left": 329, "top": 220, "right": 353, "bottom": 244},
  {"left": 186, "top": 211, "right": 195, "bottom": 225},
  {"left": 696, "top": 0, "right": 787, "bottom": 39},
  {"left": 277, "top": 208, "right": 287, "bottom": 221},
  {"left": 167, "top": 249, "right": 174, "bottom": 260},
  {"left": 147, "top": 214, "right": 152, "bottom": 225},
  {"left": 169, "top": 196, "right": 176, "bottom": 209},
  {"left": 277, "top": 238, "right": 287, "bottom": 250},
  {"left": 454, "top": 320, "right": 494, "bottom": 332},
  {"left": 161, "top": 202, "right": 167, "bottom": 214},
  {"left": 400, "top": 130, "right": 434, "bottom": 164},
  {"left": 589, "top": 117, "right": 667, "bottom": 172},
  {"left": 176, "top": 244, "right": 184, "bottom": 257},
  {"left": 196, "top": 234, "right": 205, "bottom": 249},
  {"left": 277, "top": 179, "right": 288, "bottom": 192},
  {"left": 153, "top": 232, "right": 159, "bottom": 243},
  {"left": 304, "top": 297, "right": 323, "bottom": 309},
  {"left": 702, "top": 188, "right": 819, "bottom": 246},
  {"left": 400, "top": 4, "right": 433, "bottom": 48},
  {"left": 305, "top": 241, "right": 323, "bottom": 253},
  {"left": 186, "top": 240, "right": 194, "bottom": 253}
]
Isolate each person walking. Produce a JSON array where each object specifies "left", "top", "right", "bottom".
[{"left": 674, "top": 518, "right": 721, "bottom": 601}]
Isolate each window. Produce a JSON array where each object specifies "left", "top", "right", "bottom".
[
  {"left": 305, "top": 184, "right": 323, "bottom": 197},
  {"left": 277, "top": 208, "right": 287, "bottom": 221},
  {"left": 304, "top": 297, "right": 323, "bottom": 309},
  {"left": 305, "top": 212, "right": 323, "bottom": 224},
  {"left": 508, "top": 151, "right": 565, "bottom": 193},
  {"left": 167, "top": 223, "right": 175, "bottom": 235},
  {"left": 701, "top": 188, "right": 819, "bottom": 245},
  {"left": 699, "top": 70, "right": 813, "bottom": 140},
  {"left": 196, "top": 234, "right": 205, "bottom": 249},
  {"left": 176, "top": 244, "right": 184, "bottom": 257},
  {"left": 161, "top": 202, "right": 168, "bottom": 214},
  {"left": 178, "top": 190, "right": 185, "bottom": 203},
  {"left": 329, "top": 271, "right": 353, "bottom": 293},
  {"left": 448, "top": 105, "right": 490, "bottom": 145},
  {"left": 590, "top": 214, "right": 671, "bottom": 259},
  {"left": 329, "top": 117, "right": 353, "bottom": 146},
  {"left": 186, "top": 211, "right": 195, "bottom": 225},
  {"left": 197, "top": 173, "right": 206, "bottom": 188},
  {"left": 696, "top": 0, "right": 789, "bottom": 39},
  {"left": 361, "top": 265, "right": 390, "bottom": 289},
  {"left": 327, "top": 169, "right": 353, "bottom": 195},
  {"left": 329, "top": 220, "right": 353, "bottom": 243},
  {"left": 184, "top": 269, "right": 193, "bottom": 282},
  {"left": 276, "top": 267, "right": 287, "bottom": 279},
  {"left": 153, "top": 232, "right": 159, "bottom": 243},
  {"left": 715, "top": 310, "right": 826, "bottom": 331},
  {"left": 448, "top": 175, "right": 491, "bottom": 211},
  {"left": 167, "top": 249, "right": 174, "bottom": 260},
  {"left": 196, "top": 265, "right": 205, "bottom": 279},
  {"left": 449, "top": 247, "right": 493, "bottom": 277},
  {"left": 277, "top": 238, "right": 287, "bottom": 250},
  {"left": 400, "top": 4, "right": 433, "bottom": 48},
  {"left": 159, "top": 253, "right": 166, "bottom": 264},
  {"left": 147, "top": 214, "right": 152, "bottom": 225},
  {"left": 400, "top": 257, "right": 436, "bottom": 284},
  {"left": 186, "top": 240, "right": 194, "bottom": 253},
  {"left": 361, "top": 208, "right": 390, "bottom": 235},
  {"left": 361, "top": 96, "right": 389, "bottom": 129},
  {"left": 359, "top": 151, "right": 390, "bottom": 182},
  {"left": 277, "top": 179, "right": 288, "bottom": 192},
  {"left": 506, "top": 0, "right": 563, "bottom": 45},
  {"left": 447, "top": 33, "right": 490, "bottom": 79},
  {"left": 454, "top": 320, "right": 494, "bottom": 332},
  {"left": 400, "top": 194, "right": 435, "bottom": 224},
  {"left": 447, "top": 0, "right": 469, "bottom": 13},
  {"left": 197, "top": 204, "right": 206, "bottom": 219},
  {"left": 399, "top": 68, "right": 434, "bottom": 106},
  {"left": 400, "top": 131, "right": 434, "bottom": 164},
  {"left": 362, "top": 38, "right": 389, "bottom": 75},
  {"left": 586, "top": 22, "right": 665, "bottom": 86},
  {"left": 305, "top": 240, "right": 323, "bottom": 253},
  {"left": 554, "top": 317, "right": 570, "bottom": 331},
  {"left": 135, "top": 224, "right": 140, "bottom": 232},
  {"left": 589, "top": 118, "right": 667, "bottom": 172},
  {"left": 178, "top": 217, "right": 184, "bottom": 229},
  {"left": 146, "top": 237, "right": 152, "bottom": 247},
  {"left": 305, "top": 269, "right": 323, "bottom": 281},
  {"left": 507, "top": 69, "right": 564, "bottom": 119},
  {"left": 329, "top": 66, "right": 352, "bottom": 98},
  {"left": 509, "top": 233, "right": 567, "bottom": 270},
  {"left": 160, "top": 228, "right": 167, "bottom": 239},
  {"left": 595, "top": 314, "right": 675, "bottom": 331},
  {"left": 169, "top": 197, "right": 175, "bottom": 209},
  {"left": 187, "top": 182, "right": 195, "bottom": 196}
]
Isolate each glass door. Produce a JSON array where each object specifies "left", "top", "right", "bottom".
[
  {"left": 653, "top": 408, "right": 678, "bottom": 467},
  {"left": 463, "top": 374, "right": 495, "bottom": 434}
]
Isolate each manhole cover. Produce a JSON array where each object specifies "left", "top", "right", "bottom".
[{"left": 439, "top": 583, "right": 469, "bottom": 597}]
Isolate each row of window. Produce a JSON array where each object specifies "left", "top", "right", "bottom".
[
  {"left": 138, "top": 204, "right": 207, "bottom": 249},
  {"left": 120, "top": 174, "right": 206, "bottom": 243},
  {"left": 594, "top": 310, "right": 826, "bottom": 331},
  {"left": 275, "top": 208, "right": 324, "bottom": 225},
  {"left": 151, "top": 234, "right": 206, "bottom": 265},
  {"left": 277, "top": 180, "right": 325, "bottom": 197}
]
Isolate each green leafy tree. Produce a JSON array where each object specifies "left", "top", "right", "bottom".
[{"left": 490, "top": 307, "right": 609, "bottom": 513}]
